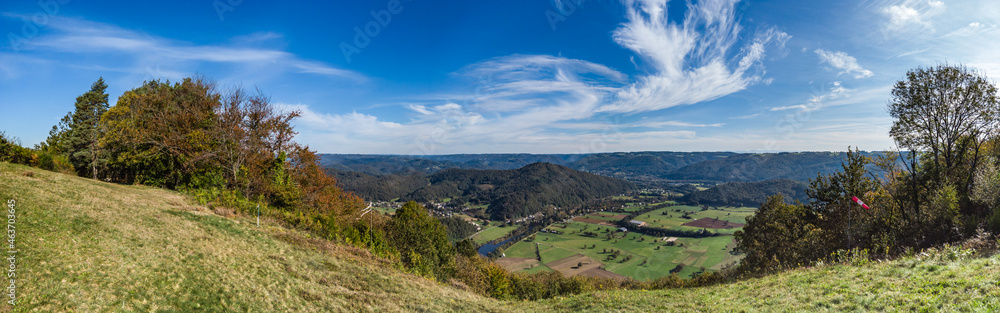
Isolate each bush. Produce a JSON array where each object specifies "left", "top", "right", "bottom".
[
  {"left": 0, "top": 133, "right": 35, "bottom": 166},
  {"left": 34, "top": 150, "right": 74, "bottom": 174}
]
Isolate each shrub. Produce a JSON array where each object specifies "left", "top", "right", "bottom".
[{"left": 0, "top": 132, "right": 35, "bottom": 166}]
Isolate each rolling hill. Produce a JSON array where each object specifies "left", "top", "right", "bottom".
[
  {"left": 5, "top": 161, "right": 999, "bottom": 312},
  {"left": 334, "top": 162, "right": 635, "bottom": 219},
  {"left": 321, "top": 151, "right": 880, "bottom": 185},
  {"left": 681, "top": 179, "right": 810, "bottom": 207}
]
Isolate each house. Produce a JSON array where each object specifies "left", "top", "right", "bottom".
[{"left": 629, "top": 220, "right": 647, "bottom": 227}]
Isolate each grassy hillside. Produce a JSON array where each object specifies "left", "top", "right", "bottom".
[
  {"left": 5, "top": 161, "right": 999, "bottom": 312},
  {"left": 0, "top": 162, "right": 507, "bottom": 312},
  {"left": 527, "top": 248, "right": 1000, "bottom": 312}
]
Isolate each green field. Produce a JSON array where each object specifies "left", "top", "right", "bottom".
[
  {"left": 503, "top": 221, "right": 741, "bottom": 280},
  {"left": 631, "top": 205, "right": 756, "bottom": 235},
  {"left": 620, "top": 200, "right": 674, "bottom": 212},
  {"left": 372, "top": 205, "right": 398, "bottom": 215},
  {"left": 526, "top": 248, "right": 1000, "bottom": 312},
  {"left": 471, "top": 222, "right": 520, "bottom": 244}
]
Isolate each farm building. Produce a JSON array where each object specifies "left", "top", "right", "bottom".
[
  {"left": 629, "top": 220, "right": 647, "bottom": 227},
  {"left": 617, "top": 227, "right": 628, "bottom": 232}
]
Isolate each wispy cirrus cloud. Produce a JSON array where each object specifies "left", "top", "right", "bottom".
[
  {"left": 770, "top": 81, "right": 849, "bottom": 112},
  {"left": 815, "top": 49, "right": 873, "bottom": 79},
  {"left": 283, "top": 0, "right": 797, "bottom": 154},
  {"left": 286, "top": 54, "right": 626, "bottom": 154},
  {"left": 5, "top": 15, "right": 364, "bottom": 82},
  {"left": 598, "top": 0, "right": 789, "bottom": 113}
]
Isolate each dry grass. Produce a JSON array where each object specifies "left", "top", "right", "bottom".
[{"left": 0, "top": 162, "right": 515, "bottom": 312}]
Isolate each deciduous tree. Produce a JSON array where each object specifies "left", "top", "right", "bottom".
[{"left": 888, "top": 64, "right": 1000, "bottom": 217}]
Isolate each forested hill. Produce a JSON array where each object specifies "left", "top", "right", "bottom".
[
  {"left": 322, "top": 151, "right": 884, "bottom": 185},
  {"left": 680, "top": 179, "right": 809, "bottom": 207},
  {"left": 331, "top": 162, "right": 635, "bottom": 219},
  {"left": 320, "top": 154, "right": 580, "bottom": 175},
  {"left": 664, "top": 152, "right": 877, "bottom": 182}
]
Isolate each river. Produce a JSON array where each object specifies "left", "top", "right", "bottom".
[{"left": 477, "top": 236, "right": 516, "bottom": 256}]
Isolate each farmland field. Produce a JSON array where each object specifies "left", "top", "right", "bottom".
[
  {"left": 470, "top": 222, "right": 520, "bottom": 244},
  {"left": 631, "top": 205, "right": 756, "bottom": 234},
  {"left": 500, "top": 220, "right": 743, "bottom": 280}
]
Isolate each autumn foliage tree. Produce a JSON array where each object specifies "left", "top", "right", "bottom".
[
  {"left": 94, "top": 77, "right": 377, "bottom": 241},
  {"left": 215, "top": 87, "right": 300, "bottom": 199},
  {"left": 101, "top": 78, "right": 222, "bottom": 187}
]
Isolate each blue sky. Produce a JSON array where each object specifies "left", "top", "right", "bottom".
[{"left": 2, "top": 0, "right": 999, "bottom": 154}]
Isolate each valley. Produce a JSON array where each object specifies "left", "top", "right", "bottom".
[{"left": 326, "top": 152, "right": 831, "bottom": 281}]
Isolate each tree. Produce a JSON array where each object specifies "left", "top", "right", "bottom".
[
  {"left": 888, "top": 64, "right": 1000, "bottom": 217},
  {"left": 734, "top": 195, "right": 824, "bottom": 273},
  {"left": 39, "top": 112, "right": 72, "bottom": 155},
  {"left": 387, "top": 201, "right": 457, "bottom": 280},
  {"left": 101, "top": 78, "right": 221, "bottom": 187},
  {"left": 805, "top": 148, "right": 884, "bottom": 251},
  {"left": 66, "top": 78, "right": 110, "bottom": 179},
  {"left": 216, "top": 87, "right": 300, "bottom": 196},
  {"left": 456, "top": 239, "right": 478, "bottom": 258}
]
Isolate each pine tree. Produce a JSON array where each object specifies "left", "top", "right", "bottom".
[{"left": 67, "top": 77, "right": 110, "bottom": 179}]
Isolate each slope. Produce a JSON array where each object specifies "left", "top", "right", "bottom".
[
  {"left": 526, "top": 248, "right": 1000, "bottom": 312},
  {"left": 5, "top": 161, "right": 998, "bottom": 312},
  {"left": 0, "top": 162, "right": 509, "bottom": 312}
]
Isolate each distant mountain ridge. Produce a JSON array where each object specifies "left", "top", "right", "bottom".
[
  {"left": 322, "top": 151, "right": 882, "bottom": 184},
  {"left": 681, "top": 179, "right": 810, "bottom": 207},
  {"left": 330, "top": 162, "right": 634, "bottom": 219}
]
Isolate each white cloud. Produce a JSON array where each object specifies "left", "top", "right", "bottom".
[
  {"left": 730, "top": 112, "right": 763, "bottom": 120},
  {"left": 884, "top": 5, "right": 922, "bottom": 29},
  {"left": 880, "top": 0, "right": 946, "bottom": 34},
  {"left": 548, "top": 120, "right": 723, "bottom": 130},
  {"left": 406, "top": 104, "right": 433, "bottom": 115},
  {"left": 282, "top": 54, "right": 618, "bottom": 154},
  {"left": 280, "top": 1, "right": 798, "bottom": 153},
  {"left": 14, "top": 16, "right": 364, "bottom": 82},
  {"left": 769, "top": 82, "right": 850, "bottom": 112},
  {"left": 945, "top": 22, "right": 999, "bottom": 37},
  {"left": 815, "top": 49, "right": 874, "bottom": 79},
  {"left": 597, "top": 0, "right": 789, "bottom": 113}
]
